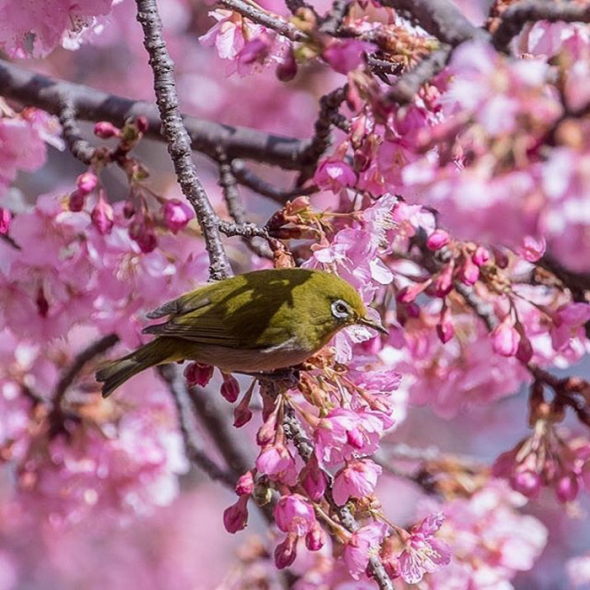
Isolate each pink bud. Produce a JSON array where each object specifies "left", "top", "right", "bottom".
[
  {"left": 274, "top": 534, "right": 297, "bottom": 569},
  {"left": 162, "top": 199, "right": 194, "bottom": 233},
  {"left": 91, "top": 196, "right": 114, "bottom": 235},
  {"left": 68, "top": 190, "right": 85, "bottom": 212},
  {"left": 492, "top": 318, "right": 520, "bottom": 357},
  {"left": 220, "top": 374, "right": 240, "bottom": 403},
  {"left": 516, "top": 336, "right": 533, "bottom": 363},
  {"left": 94, "top": 121, "right": 120, "bottom": 138},
  {"left": 300, "top": 456, "right": 327, "bottom": 501},
  {"left": 436, "top": 309, "right": 454, "bottom": 344},
  {"left": 426, "top": 230, "right": 450, "bottom": 251},
  {"left": 235, "top": 471, "right": 255, "bottom": 496},
  {"left": 432, "top": 263, "right": 453, "bottom": 297},
  {"left": 184, "top": 362, "right": 214, "bottom": 387},
  {"left": 276, "top": 48, "right": 298, "bottom": 82},
  {"left": 472, "top": 246, "right": 490, "bottom": 267},
  {"left": 555, "top": 474, "right": 579, "bottom": 503},
  {"left": 257, "top": 411, "right": 278, "bottom": 447},
  {"left": 223, "top": 496, "right": 249, "bottom": 533},
  {"left": 135, "top": 116, "right": 149, "bottom": 133},
  {"left": 136, "top": 229, "right": 157, "bottom": 253},
  {"left": 76, "top": 172, "right": 98, "bottom": 195},
  {"left": 123, "top": 200, "right": 135, "bottom": 219},
  {"left": 493, "top": 247, "right": 509, "bottom": 269},
  {"left": 0, "top": 208, "right": 11, "bottom": 235},
  {"left": 305, "top": 524, "right": 325, "bottom": 552},
  {"left": 512, "top": 470, "right": 541, "bottom": 498},
  {"left": 397, "top": 281, "right": 430, "bottom": 304},
  {"left": 521, "top": 235, "right": 546, "bottom": 262},
  {"left": 95, "top": 121, "right": 120, "bottom": 139},
  {"left": 458, "top": 256, "right": 480, "bottom": 285}
]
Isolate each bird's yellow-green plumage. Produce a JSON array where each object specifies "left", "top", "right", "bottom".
[{"left": 96, "top": 268, "right": 386, "bottom": 398}]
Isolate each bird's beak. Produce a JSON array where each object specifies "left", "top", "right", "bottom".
[{"left": 358, "top": 316, "right": 388, "bottom": 335}]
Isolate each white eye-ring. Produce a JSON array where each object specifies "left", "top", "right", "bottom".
[{"left": 331, "top": 299, "right": 352, "bottom": 319}]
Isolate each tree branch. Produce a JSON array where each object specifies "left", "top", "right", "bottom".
[
  {"left": 219, "top": 0, "right": 307, "bottom": 41},
  {"left": 379, "top": 0, "right": 487, "bottom": 47},
  {"left": 135, "top": 0, "right": 232, "bottom": 280},
  {"left": 158, "top": 365, "right": 237, "bottom": 486},
  {"left": 492, "top": 0, "right": 590, "bottom": 52},
  {"left": 386, "top": 45, "right": 451, "bottom": 104},
  {"left": 0, "top": 58, "right": 306, "bottom": 170},
  {"left": 58, "top": 99, "right": 96, "bottom": 165}
]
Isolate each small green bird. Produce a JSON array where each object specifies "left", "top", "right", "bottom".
[{"left": 96, "top": 268, "right": 386, "bottom": 398}]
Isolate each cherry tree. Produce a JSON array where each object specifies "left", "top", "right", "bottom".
[{"left": 0, "top": 0, "right": 589, "bottom": 588}]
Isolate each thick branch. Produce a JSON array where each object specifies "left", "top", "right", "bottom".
[
  {"left": 0, "top": 58, "right": 305, "bottom": 170},
  {"left": 380, "top": 0, "right": 486, "bottom": 46},
  {"left": 136, "top": 0, "right": 231, "bottom": 280},
  {"left": 386, "top": 45, "right": 451, "bottom": 104},
  {"left": 492, "top": 0, "right": 590, "bottom": 52}
]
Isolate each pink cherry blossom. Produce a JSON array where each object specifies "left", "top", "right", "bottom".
[
  {"left": 161, "top": 199, "right": 194, "bottom": 233},
  {"left": 343, "top": 521, "right": 388, "bottom": 580},
  {"left": 398, "top": 512, "right": 451, "bottom": 584},
  {"left": 274, "top": 494, "right": 317, "bottom": 537},
  {"left": 333, "top": 459, "right": 382, "bottom": 506}
]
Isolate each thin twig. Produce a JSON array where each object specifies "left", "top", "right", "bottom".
[
  {"left": 218, "top": 0, "right": 307, "bottom": 41},
  {"left": 135, "top": 0, "right": 232, "bottom": 280},
  {"left": 492, "top": 0, "right": 590, "bottom": 52},
  {"left": 58, "top": 99, "right": 96, "bottom": 165},
  {"left": 298, "top": 86, "right": 348, "bottom": 183},
  {"left": 0, "top": 58, "right": 306, "bottom": 170},
  {"left": 158, "top": 365, "right": 237, "bottom": 486},
  {"left": 49, "top": 334, "right": 119, "bottom": 433},
  {"left": 453, "top": 281, "right": 499, "bottom": 332},
  {"left": 231, "top": 161, "right": 318, "bottom": 203}
]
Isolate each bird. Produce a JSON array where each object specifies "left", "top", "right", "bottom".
[{"left": 96, "top": 267, "right": 387, "bottom": 398}]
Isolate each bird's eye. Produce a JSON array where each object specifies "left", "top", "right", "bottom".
[{"left": 331, "top": 300, "right": 351, "bottom": 319}]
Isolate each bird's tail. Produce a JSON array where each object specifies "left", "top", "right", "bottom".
[{"left": 96, "top": 338, "right": 174, "bottom": 398}]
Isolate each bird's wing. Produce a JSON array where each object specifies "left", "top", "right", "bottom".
[{"left": 146, "top": 288, "right": 212, "bottom": 319}]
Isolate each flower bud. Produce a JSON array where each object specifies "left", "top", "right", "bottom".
[
  {"left": 235, "top": 471, "right": 255, "bottom": 496},
  {"left": 274, "top": 534, "right": 297, "bottom": 569},
  {"left": 426, "top": 230, "right": 450, "bottom": 251},
  {"left": 0, "top": 208, "right": 11, "bottom": 235},
  {"left": 305, "top": 524, "right": 325, "bottom": 551},
  {"left": 300, "top": 456, "right": 327, "bottom": 501},
  {"left": 516, "top": 336, "right": 534, "bottom": 363},
  {"left": 223, "top": 496, "right": 249, "bottom": 533},
  {"left": 91, "top": 195, "right": 114, "bottom": 235},
  {"left": 276, "top": 48, "right": 297, "bottom": 81},
  {"left": 68, "top": 190, "right": 85, "bottom": 212},
  {"left": 136, "top": 229, "right": 157, "bottom": 253},
  {"left": 472, "top": 246, "right": 491, "bottom": 267},
  {"left": 135, "top": 116, "right": 149, "bottom": 133},
  {"left": 94, "top": 121, "right": 120, "bottom": 138},
  {"left": 432, "top": 263, "right": 453, "bottom": 297},
  {"left": 162, "top": 198, "right": 194, "bottom": 233},
  {"left": 492, "top": 317, "right": 520, "bottom": 357},
  {"left": 555, "top": 474, "right": 579, "bottom": 503},
  {"left": 512, "top": 470, "right": 541, "bottom": 498},
  {"left": 220, "top": 374, "right": 240, "bottom": 403},
  {"left": 184, "top": 362, "right": 214, "bottom": 387},
  {"left": 458, "top": 256, "right": 480, "bottom": 285},
  {"left": 76, "top": 172, "right": 98, "bottom": 195},
  {"left": 436, "top": 309, "right": 454, "bottom": 344}
]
